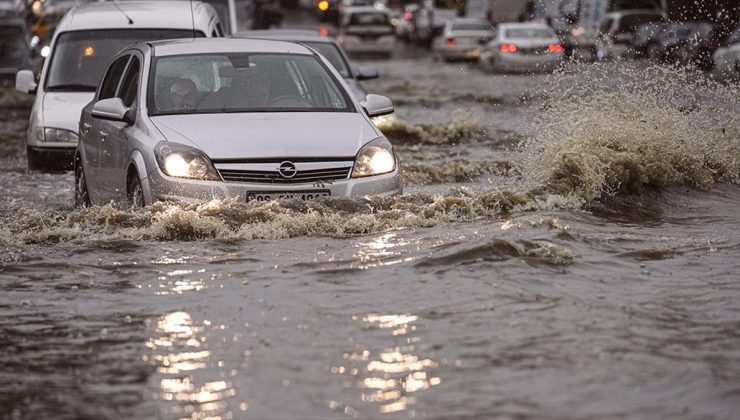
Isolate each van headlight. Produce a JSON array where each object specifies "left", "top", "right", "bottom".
[
  {"left": 42, "top": 128, "right": 78, "bottom": 142},
  {"left": 154, "top": 142, "right": 220, "bottom": 180},
  {"left": 351, "top": 138, "right": 396, "bottom": 178}
]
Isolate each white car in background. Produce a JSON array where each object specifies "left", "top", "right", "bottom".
[
  {"left": 713, "top": 26, "right": 740, "bottom": 78},
  {"left": 338, "top": 6, "right": 395, "bottom": 57},
  {"left": 15, "top": 0, "right": 224, "bottom": 172},
  {"left": 75, "top": 38, "right": 401, "bottom": 208},
  {"left": 433, "top": 17, "right": 493, "bottom": 62},
  {"left": 480, "top": 23, "right": 565, "bottom": 73}
]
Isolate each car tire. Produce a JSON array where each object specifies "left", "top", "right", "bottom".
[
  {"left": 127, "top": 173, "right": 145, "bottom": 209},
  {"left": 74, "top": 158, "right": 91, "bottom": 209}
]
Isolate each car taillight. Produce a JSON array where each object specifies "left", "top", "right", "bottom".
[
  {"left": 548, "top": 44, "right": 564, "bottom": 53},
  {"left": 319, "top": 25, "right": 329, "bottom": 37},
  {"left": 447, "top": 38, "right": 455, "bottom": 47},
  {"left": 500, "top": 44, "right": 518, "bottom": 53},
  {"left": 404, "top": 12, "right": 413, "bottom": 21}
]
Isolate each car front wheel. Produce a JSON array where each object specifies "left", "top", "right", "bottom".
[
  {"left": 127, "top": 173, "right": 145, "bottom": 209},
  {"left": 74, "top": 159, "right": 91, "bottom": 209}
]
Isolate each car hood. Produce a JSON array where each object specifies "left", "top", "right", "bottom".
[
  {"left": 150, "top": 112, "right": 380, "bottom": 160},
  {"left": 42, "top": 92, "right": 95, "bottom": 132}
]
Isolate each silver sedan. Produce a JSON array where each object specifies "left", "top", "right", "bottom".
[{"left": 75, "top": 38, "right": 402, "bottom": 208}]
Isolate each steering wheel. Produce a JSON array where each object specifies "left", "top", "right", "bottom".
[{"left": 269, "top": 95, "right": 312, "bottom": 108}]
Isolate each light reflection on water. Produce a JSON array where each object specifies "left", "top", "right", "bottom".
[
  {"left": 146, "top": 311, "right": 237, "bottom": 419},
  {"left": 354, "top": 233, "right": 416, "bottom": 269},
  {"left": 332, "top": 313, "right": 441, "bottom": 415}
]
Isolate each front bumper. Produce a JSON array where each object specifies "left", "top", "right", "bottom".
[
  {"left": 145, "top": 167, "right": 403, "bottom": 204},
  {"left": 495, "top": 53, "right": 563, "bottom": 72},
  {"left": 26, "top": 145, "right": 75, "bottom": 171}
]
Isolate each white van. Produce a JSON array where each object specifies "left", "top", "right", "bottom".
[{"left": 15, "top": 1, "right": 224, "bottom": 171}]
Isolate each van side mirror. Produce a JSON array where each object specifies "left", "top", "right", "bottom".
[
  {"left": 356, "top": 66, "right": 379, "bottom": 81},
  {"left": 16, "top": 70, "right": 37, "bottom": 94},
  {"left": 92, "top": 98, "right": 134, "bottom": 124},
  {"left": 362, "top": 94, "right": 394, "bottom": 118}
]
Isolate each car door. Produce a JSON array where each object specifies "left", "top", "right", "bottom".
[
  {"left": 83, "top": 54, "right": 130, "bottom": 199},
  {"left": 99, "top": 53, "right": 141, "bottom": 203}
]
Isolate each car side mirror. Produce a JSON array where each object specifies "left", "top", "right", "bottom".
[
  {"left": 356, "top": 66, "right": 379, "bottom": 81},
  {"left": 92, "top": 98, "right": 134, "bottom": 124},
  {"left": 16, "top": 70, "right": 37, "bottom": 94},
  {"left": 362, "top": 94, "right": 394, "bottom": 118}
]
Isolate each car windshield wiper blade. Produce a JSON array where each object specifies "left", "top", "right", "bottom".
[{"left": 47, "top": 84, "right": 97, "bottom": 92}]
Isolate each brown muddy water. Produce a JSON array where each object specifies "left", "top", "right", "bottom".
[{"left": 0, "top": 60, "right": 739, "bottom": 420}]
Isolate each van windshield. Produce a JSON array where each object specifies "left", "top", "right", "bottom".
[{"left": 46, "top": 29, "right": 202, "bottom": 92}]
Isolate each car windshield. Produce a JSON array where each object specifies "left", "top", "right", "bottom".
[
  {"left": 452, "top": 23, "right": 490, "bottom": 31},
  {"left": 0, "top": 25, "right": 29, "bottom": 67},
  {"left": 303, "top": 42, "right": 351, "bottom": 78},
  {"left": 148, "top": 53, "right": 352, "bottom": 116},
  {"left": 505, "top": 28, "right": 554, "bottom": 39},
  {"left": 46, "top": 29, "right": 202, "bottom": 92},
  {"left": 349, "top": 12, "right": 389, "bottom": 26}
]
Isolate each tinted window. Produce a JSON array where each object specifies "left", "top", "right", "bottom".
[
  {"left": 149, "top": 53, "right": 353, "bottom": 115},
  {"left": 616, "top": 15, "right": 665, "bottom": 34},
  {"left": 98, "top": 56, "right": 130, "bottom": 100},
  {"left": 46, "top": 29, "right": 202, "bottom": 92},
  {"left": 304, "top": 42, "right": 350, "bottom": 78},
  {"left": 0, "top": 25, "right": 29, "bottom": 67},
  {"left": 118, "top": 57, "right": 140, "bottom": 108}
]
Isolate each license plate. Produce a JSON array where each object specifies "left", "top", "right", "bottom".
[{"left": 246, "top": 190, "right": 331, "bottom": 202}]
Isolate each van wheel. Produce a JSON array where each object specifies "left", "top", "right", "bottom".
[
  {"left": 127, "top": 173, "right": 145, "bottom": 209},
  {"left": 74, "top": 160, "right": 91, "bottom": 208}
]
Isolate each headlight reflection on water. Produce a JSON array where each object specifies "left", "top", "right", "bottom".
[
  {"left": 145, "top": 311, "right": 240, "bottom": 418},
  {"left": 330, "top": 313, "right": 442, "bottom": 415}
]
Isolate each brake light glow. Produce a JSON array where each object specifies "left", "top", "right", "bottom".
[
  {"left": 404, "top": 12, "right": 413, "bottom": 21},
  {"left": 446, "top": 38, "right": 455, "bottom": 47},
  {"left": 500, "top": 44, "right": 518, "bottom": 53},
  {"left": 548, "top": 44, "right": 565, "bottom": 53},
  {"left": 319, "top": 25, "right": 329, "bottom": 37}
]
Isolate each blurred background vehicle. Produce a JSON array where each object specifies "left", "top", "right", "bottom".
[
  {"left": 237, "top": 28, "right": 379, "bottom": 100},
  {"left": 712, "top": 25, "right": 740, "bottom": 78},
  {"left": 15, "top": 0, "right": 224, "bottom": 172},
  {"left": 0, "top": 16, "right": 33, "bottom": 87},
  {"left": 631, "top": 20, "right": 669, "bottom": 58},
  {"left": 413, "top": 0, "right": 467, "bottom": 48},
  {"left": 338, "top": 6, "right": 395, "bottom": 57},
  {"left": 647, "top": 22, "right": 715, "bottom": 68},
  {"left": 595, "top": 9, "right": 666, "bottom": 60},
  {"left": 394, "top": 3, "right": 419, "bottom": 41},
  {"left": 433, "top": 17, "right": 492, "bottom": 61},
  {"left": 480, "top": 22, "right": 564, "bottom": 72}
]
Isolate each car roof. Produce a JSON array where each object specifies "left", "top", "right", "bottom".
[
  {"left": 147, "top": 37, "right": 315, "bottom": 57},
  {"left": 236, "top": 30, "right": 335, "bottom": 44},
  {"left": 56, "top": 1, "right": 217, "bottom": 32}
]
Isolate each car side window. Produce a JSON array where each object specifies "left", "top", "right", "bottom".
[
  {"left": 117, "top": 56, "right": 140, "bottom": 108},
  {"left": 98, "top": 56, "right": 130, "bottom": 100},
  {"left": 216, "top": 22, "right": 225, "bottom": 37}
]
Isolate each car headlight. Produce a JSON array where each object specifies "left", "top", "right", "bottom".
[
  {"left": 42, "top": 128, "right": 78, "bottom": 142},
  {"left": 351, "top": 138, "right": 396, "bottom": 178},
  {"left": 154, "top": 142, "right": 220, "bottom": 180}
]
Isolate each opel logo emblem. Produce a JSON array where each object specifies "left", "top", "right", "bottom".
[{"left": 278, "top": 161, "right": 297, "bottom": 179}]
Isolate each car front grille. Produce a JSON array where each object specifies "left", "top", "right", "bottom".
[{"left": 218, "top": 166, "right": 352, "bottom": 184}]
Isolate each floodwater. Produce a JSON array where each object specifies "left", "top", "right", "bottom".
[{"left": 1, "top": 50, "right": 739, "bottom": 419}]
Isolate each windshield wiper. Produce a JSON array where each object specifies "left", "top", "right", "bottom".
[{"left": 46, "top": 84, "right": 97, "bottom": 92}]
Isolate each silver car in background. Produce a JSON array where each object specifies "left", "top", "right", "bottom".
[
  {"left": 75, "top": 38, "right": 401, "bottom": 208},
  {"left": 237, "top": 29, "right": 380, "bottom": 101},
  {"left": 480, "top": 23, "right": 565, "bottom": 73},
  {"left": 338, "top": 6, "right": 395, "bottom": 57},
  {"left": 433, "top": 17, "right": 493, "bottom": 62}
]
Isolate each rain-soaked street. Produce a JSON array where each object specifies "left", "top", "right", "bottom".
[{"left": 2, "top": 7, "right": 740, "bottom": 420}]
